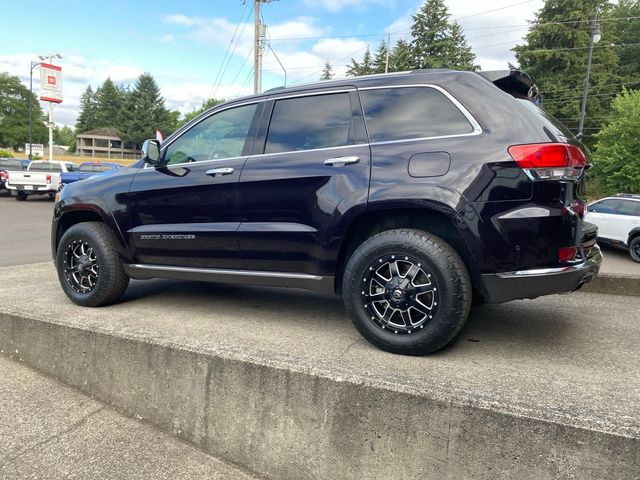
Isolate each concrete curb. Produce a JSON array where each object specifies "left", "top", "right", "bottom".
[
  {"left": 1, "top": 311, "right": 638, "bottom": 480},
  {"left": 582, "top": 273, "right": 640, "bottom": 296}
]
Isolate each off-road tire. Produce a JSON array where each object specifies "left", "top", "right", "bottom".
[
  {"left": 342, "top": 229, "right": 472, "bottom": 355},
  {"left": 56, "top": 222, "right": 130, "bottom": 307}
]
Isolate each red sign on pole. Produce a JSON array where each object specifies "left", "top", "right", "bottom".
[{"left": 40, "top": 63, "right": 63, "bottom": 103}]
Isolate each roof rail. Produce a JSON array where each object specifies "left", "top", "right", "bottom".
[{"left": 613, "top": 193, "right": 640, "bottom": 198}]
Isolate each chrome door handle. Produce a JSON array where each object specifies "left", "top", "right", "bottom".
[
  {"left": 206, "top": 167, "right": 234, "bottom": 177},
  {"left": 323, "top": 156, "right": 360, "bottom": 167}
]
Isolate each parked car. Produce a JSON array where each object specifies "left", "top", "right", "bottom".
[
  {"left": 0, "top": 158, "right": 27, "bottom": 195},
  {"left": 585, "top": 193, "right": 640, "bottom": 262},
  {"left": 52, "top": 69, "right": 601, "bottom": 355},
  {"left": 60, "top": 162, "right": 125, "bottom": 188},
  {"left": 7, "top": 160, "right": 78, "bottom": 200}
]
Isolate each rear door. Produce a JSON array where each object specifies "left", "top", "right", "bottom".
[
  {"left": 236, "top": 88, "right": 370, "bottom": 275},
  {"left": 127, "top": 101, "right": 262, "bottom": 268},
  {"left": 609, "top": 200, "right": 640, "bottom": 244}
]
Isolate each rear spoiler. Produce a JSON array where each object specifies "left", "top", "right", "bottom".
[{"left": 477, "top": 70, "right": 540, "bottom": 103}]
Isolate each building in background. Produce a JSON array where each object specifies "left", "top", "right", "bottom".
[{"left": 76, "top": 128, "right": 140, "bottom": 159}]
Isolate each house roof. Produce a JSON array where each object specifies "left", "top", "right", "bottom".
[{"left": 77, "top": 127, "right": 120, "bottom": 138}]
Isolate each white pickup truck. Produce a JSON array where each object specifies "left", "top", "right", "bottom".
[{"left": 6, "top": 161, "right": 78, "bottom": 201}]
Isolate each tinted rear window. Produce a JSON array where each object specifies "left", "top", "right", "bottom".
[
  {"left": 265, "top": 92, "right": 356, "bottom": 154},
  {"left": 359, "top": 87, "right": 474, "bottom": 143},
  {"left": 618, "top": 200, "right": 640, "bottom": 216},
  {"left": 0, "top": 159, "right": 23, "bottom": 169},
  {"left": 591, "top": 199, "right": 621, "bottom": 213}
]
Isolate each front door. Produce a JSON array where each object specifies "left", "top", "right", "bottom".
[
  {"left": 237, "top": 90, "right": 370, "bottom": 276},
  {"left": 127, "top": 101, "right": 262, "bottom": 268}
]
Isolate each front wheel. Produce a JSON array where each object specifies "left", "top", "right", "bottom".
[
  {"left": 630, "top": 236, "right": 640, "bottom": 263},
  {"left": 342, "top": 229, "right": 472, "bottom": 355},
  {"left": 56, "top": 222, "right": 130, "bottom": 306}
]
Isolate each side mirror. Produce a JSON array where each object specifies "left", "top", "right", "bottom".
[{"left": 142, "top": 139, "right": 162, "bottom": 166}]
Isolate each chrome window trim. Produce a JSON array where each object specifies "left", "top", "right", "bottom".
[
  {"left": 357, "top": 84, "right": 483, "bottom": 145},
  {"left": 266, "top": 88, "right": 356, "bottom": 101}
]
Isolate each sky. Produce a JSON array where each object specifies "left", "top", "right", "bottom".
[{"left": 1, "top": 0, "right": 544, "bottom": 127}]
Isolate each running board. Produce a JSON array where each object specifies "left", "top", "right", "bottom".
[{"left": 125, "top": 264, "right": 335, "bottom": 295}]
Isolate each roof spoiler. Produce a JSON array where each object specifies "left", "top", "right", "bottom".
[{"left": 477, "top": 70, "right": 540, "bottom": 103}]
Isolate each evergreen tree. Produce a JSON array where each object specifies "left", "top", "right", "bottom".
[
  {"left": 346, "top": 47, "right": 374, "bottom": 76},
  {"left": 0, "top": 73, "right": 48, "bottom": 150},
  {"left": 95, "top": 78, "right": 123, "bottom": 128},
  {"left": 410, "top": 0, "right": 478, "bottom": 71},
  {"left": 372, "top": 41, "right": 389, "bottom": 73},
  {"left": 514, "top": 0, "right": 618, "bottom": 143},
  {"left": 320, "top": 61, "right": 335, "bottom": 80},
  {"left": 389, "top": 39, "right": 414, "bottom": 72},
  {"left": 118, "top": 73, "right": 177, "bottom": 145},
  {"left": 609, "top": 0, "right": 640, "bottom": 84},
  {"left": 53, "top": 125, "right": 75, "bottom": 146},
  {"left": 75, "top": 86, "right": 98, "bottom": 133}
]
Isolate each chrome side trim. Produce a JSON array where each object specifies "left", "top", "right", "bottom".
[{"left": 128, "top": 264, "right": 325, "bottom": 281}]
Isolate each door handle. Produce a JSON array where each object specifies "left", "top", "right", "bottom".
[
  {"left": 323, "top": 156, "right": 360, "bottom": 167},
  {"left": 206, "top": 167, "right": 234, "bottom": 177}
]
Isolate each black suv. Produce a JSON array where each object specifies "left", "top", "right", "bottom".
[{"left": 52, "top": 69, "right": 601, "bottom": 355}]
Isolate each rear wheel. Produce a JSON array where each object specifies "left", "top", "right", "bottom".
[
  {"left": 630, "top": 236, "right": 640, "bottom": 263},
  {"left": 15, "top": 191, "right": 27, "bottom": 201},
  {"left": 56, "top": 222, "right": 130, "bottom": 306},
  {"left": 342, "top": 229, "right": 472, "bottom": 355}
]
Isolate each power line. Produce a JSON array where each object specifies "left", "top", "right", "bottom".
[
  {"left": 456, "top": 0, "right": 537, "bottom": 20},
  {"left": 542, "top": 81, "right": 640, "bottom": 94}
]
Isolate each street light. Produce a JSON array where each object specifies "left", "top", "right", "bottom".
[
  {"left": 578, "top": 13, "right": 601, "bottom": 138},
  {"left": 28, "top": 53, "right": 62, "bottom": 160}
]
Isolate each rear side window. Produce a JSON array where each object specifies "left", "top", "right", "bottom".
[
  {"left": 359, "top": 86, "right": 474, "bottom": 143},
  {"left": 590, "top": 199, "right": 621, "bottom": 213},
  {"left": 265, "top": 92, "right": 356, "bottom": 154},
  {"left": 618, "top": 200, "right": 640, "bottom": 216}
]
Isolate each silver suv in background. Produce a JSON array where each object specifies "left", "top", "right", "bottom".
[{"left": 586, "top": 194, "right": 640, "bottom": 262}]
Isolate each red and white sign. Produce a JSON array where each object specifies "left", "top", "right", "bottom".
[{"left": 39, "top": 63, "right": 63, "bottom": 103}]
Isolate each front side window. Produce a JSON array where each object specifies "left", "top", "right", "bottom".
[
  {"left": 359, "top": 86, "right": 475, "bottom": 143},
  {"left": 590, "top": 199, "right": 621, "bottom": 214},
  {"left": 265, "top": 92, "right": 356, "bottom": 154},
  {"left": 164, "top": 103, "right": 258, "bottom": 165}
]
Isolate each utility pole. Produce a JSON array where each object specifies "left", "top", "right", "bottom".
[
  {"left": 578, "top": 11, "right": 601, "bottom": 137},
  {"left": 385, "top": 33, "right": 391, "bottom": 74},
  {"left": 253, "top": 0, "right": 277, "bottom": 94}
]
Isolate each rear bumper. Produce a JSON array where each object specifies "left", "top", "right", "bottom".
[{"left": 482, "top": 244, "right": 602, "bottom": 303}]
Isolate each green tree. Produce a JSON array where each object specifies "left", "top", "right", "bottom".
[
  {"left": 514, "top": 0, "right": 618, "bottom": 144},
  {"left": 411, "top": 0, "right": 478, "bottom": 71},
  {"left": 118, "top": 73, "right": 177, "bottom": 145},
  {"left": 592, "top": 89, "right": 640, "bottom": 194},
  {"left": 95, "top": 78, "right": 123, "bottom": 128},
  {"left": 389, "top": 39, "right": 414, "bottom": 72},
  {"left": 0, "top": 73, "right": 47, "bottom": 150},
  {"left": 53, "top": 125, "right": 75, "bottom": 146},
  {"left": 346, "top": 47, "right": 374, "bottom": 76},
  {"left": 609, "top": 0, "right": 640, "bottom": 84},
  {"left": 75, "top": 85, "right": 99, "bottom": 133},
  {"left": 372, "top": 41, "right": 389, "bottom": 73},
  {"left": 320, "top": 61, "right": 335, "bottom": 80}
]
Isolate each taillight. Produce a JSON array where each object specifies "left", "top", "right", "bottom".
[
  {"left": 508, "top": 143, "right": 586, "bottom": 181},
  {"left": 558, "top": 246, "right": 578, "bottom": 262},
  {"left": 46, "top": 174, "right": 52, "bottom": 184},
  {"left": 0, "top": 171, "right": 6, "bottom": 180}
]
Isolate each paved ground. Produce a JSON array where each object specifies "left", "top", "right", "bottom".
[
  {"left": 1, "top": 261, "right": 639, "bottom": 440},
  {"left": 0, "top": 193, "right": 54, "bottom": 266},
  {"left": 0, "top": 356, "right": 260, "bottom": 479},
  {"left": 1, "top": 194, "right": 639, "bottom": 274}
]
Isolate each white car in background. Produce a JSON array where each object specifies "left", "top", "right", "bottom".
[{"left": 585, "top": 194, "right": 640, "bottom": 263}]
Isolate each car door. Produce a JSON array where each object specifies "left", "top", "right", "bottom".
[
  {"left": 236, "top": 88, "right": 370, "bottom": 276},
  {"left": 127, "top": 101, "right": 263, "bottom": 268},
  {"left": 586, "top": 199, "right": 621, "bottom": 241},
  {"left": 609, "top": 200, "right": 640, "bottom": 244}
]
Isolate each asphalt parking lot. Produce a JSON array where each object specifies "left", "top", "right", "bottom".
[{"left": 2, "top": 192, "right": 638, "bottom": 274}]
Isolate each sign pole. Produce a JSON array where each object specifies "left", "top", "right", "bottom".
[{"left": 48, "top": 102, "right": 53, "bottom": 162}]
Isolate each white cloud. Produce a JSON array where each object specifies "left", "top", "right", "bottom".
[{"left": 158, "top": 34, "right": 176, "bottom": 45}]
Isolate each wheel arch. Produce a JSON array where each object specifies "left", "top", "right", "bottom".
[
  {"left": 628, "top": 228, "right": 640, "bottom": 245},
  {"left": 334, "top": 206, "right": 482, "bottom": 296}
]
